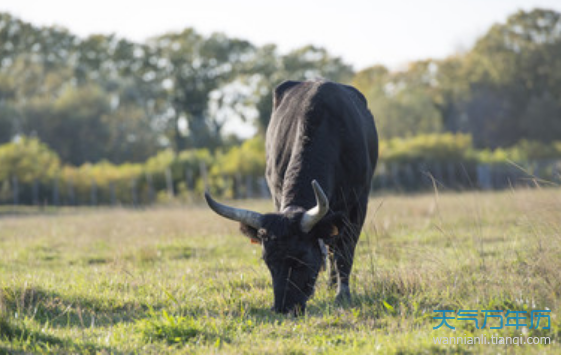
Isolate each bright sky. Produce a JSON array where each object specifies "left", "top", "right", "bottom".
[{"left": 2, "top": 0, "right": 560, "bottom": 71}]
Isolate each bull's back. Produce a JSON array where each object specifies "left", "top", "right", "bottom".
[
  {"left": 266, "top": 80, "right": 378, "bottom": 211},
  {"left": 317, "top": 82, "right": 378, "bottom": 209}
]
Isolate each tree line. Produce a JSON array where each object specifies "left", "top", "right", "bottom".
[
  {"left": 0, "top": 8, "right": 560, "bottom": 170},
  {"left": 0, "top": 12, "right": 351, "bottom": 165}
]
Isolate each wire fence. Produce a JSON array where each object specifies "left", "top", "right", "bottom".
[{"left": 373, "top": 160, "right": 561, "bottom": 191}]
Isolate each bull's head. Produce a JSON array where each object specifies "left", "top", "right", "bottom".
[{"left": 204, "top": 180, "right": 342, "bottom": 315}]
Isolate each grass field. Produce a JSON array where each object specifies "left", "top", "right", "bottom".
[{"left": 0, "top": 188, "right": 560, "bottom": 354}]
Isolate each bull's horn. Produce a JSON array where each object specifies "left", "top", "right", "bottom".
[
  {"left": 204, "top": 192, "right": 263, "bottom": 229},
  {"left": 300, "top": 180, "right": 329, "bottom": 233}
]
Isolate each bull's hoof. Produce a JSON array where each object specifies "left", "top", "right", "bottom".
[{"left": 335, "top": 285, "right": 351, "bottom": 305}]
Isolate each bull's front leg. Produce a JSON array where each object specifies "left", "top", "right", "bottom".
[
  {"left": 331, "top": 203, "right": 366, "bottom": 304},
  {"left": 331, "top": 237, "right": 358, "bottom": 304},
  {"left": 328, "top": 250, "right": 338, "bottom": 289}
]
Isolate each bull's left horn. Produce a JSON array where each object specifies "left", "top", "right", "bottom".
[
  {"left": 204, "top": 192, "right": 263, "bottom": 229},
  {"left": 300, "top": 180, "right": 329, "bottom": 233}
]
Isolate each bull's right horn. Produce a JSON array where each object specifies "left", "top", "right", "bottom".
[
  {"left": 204, "top": 192, "right": 263, "bottom": 230},
  {"left": 300, "top": 180, "right": 330, "bottom": 233}
]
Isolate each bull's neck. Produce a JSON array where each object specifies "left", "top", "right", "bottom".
[
  {"left": 281, "top": 195, "right": 315, "bottom": 212},
  {"left": 277, "top": 117, "right": 333, "bottom": 212},
  {"left": 280, "top": 176, "right": 327, "bottom": 212}
]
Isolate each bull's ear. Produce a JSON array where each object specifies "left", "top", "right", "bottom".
[
  {"left": 273, "top": 80, "right": 301, "bottom": 109},
  {"left": 312, "top": 212, "right": 346, "bottom": 242},
  {"left": 239, "top": 223, "right": 261, "bottom": 244}
]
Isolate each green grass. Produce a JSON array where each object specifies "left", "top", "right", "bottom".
[{"left": 0, "top": 188, "right": 560, "bottom": 354}]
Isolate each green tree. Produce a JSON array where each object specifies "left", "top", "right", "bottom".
[
  {"left": 352, "top": 63, "right": 442, "bottom": 139},
  {"left": 148, "top": 29, "right": 255, "bottom": 151},
  {"left": 0, "top": 72, "right": 17, "bottom": 143},
  {"left": 0, "top": 15, "right": 164, "bottom": 164},
  {"left": 429, "top": 56, "right": 470, "bottom": 133},
  {"left": 23, "top": 84, "right": 110, "bottom": 165},
  {"left": 249, "top": 44, "right": 354, "bottom": 133},
  {"left": 464, "top": 8, "right": 561, "bottom": 147},
  {"left": 101, "top": 103, "right": 161, "bottom": 164},
  {"left": 0, "top": 136, "right": 60, "bottom": 183}
]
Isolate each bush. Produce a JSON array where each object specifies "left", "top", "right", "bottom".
[
  {"left": 1, "top": 134, "right": 560, "bottom": 204},
  {"left": 380, "top": 133, "right": 475, "bottom": 164},
  {"left": 0, "top": 137, "right": 60, "bottom": 183}
]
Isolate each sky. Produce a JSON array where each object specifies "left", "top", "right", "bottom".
[{"left": 2, "top": 0, "right": 561, "bottom": 71}]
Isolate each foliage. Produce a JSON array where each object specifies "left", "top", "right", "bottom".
[
  {"left": 355, "top": 9, "right": 561, "bottom": 148},
  {"left": 23, "top": 84, "right": 112, "bottom": 165},
  {"left": 461, "top": 8, "right": 561, "bottom": 147},
  {"left": 380, "top": 134, "right": 474, "bottom": 164},
  {"left": 1, "top": 9, "right": 561, "bottom": 202},
  {"left": 2, "top": 8, "right": 560, "bottom": 166},
  {"left": 249, "top": 45, "right": 354, "bottom": 134},
  {"left": 353, "top": 63, "right": 443, "bottom": 139},
  {"left": 1, "top": 134, "right": 561, "bottom": 204},
  {"left": 0, "top": 12, "right": 354, "bottom": 162},
  {"left": 0, "top": 137, "right": 60, "bottom": 183},
  {"left": 213, "top": 136, "right": 265, "bottom": 176},
  {"left": 477, "top": 140, "right": 561, "bottom": 163},
  {"left": 148, "top": 30, "right": 256, "bottom": 150}
]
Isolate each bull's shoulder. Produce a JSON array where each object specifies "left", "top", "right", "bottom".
[
  {"left": 270, "top": 79, "right": 373, "bottom": 130},
  {"left": 313, "top": 81, "right": 368, "bottom": 109}
]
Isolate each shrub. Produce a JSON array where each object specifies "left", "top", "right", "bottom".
[{"left": 0, "top": 137, "right": 60, "bottom": 183}]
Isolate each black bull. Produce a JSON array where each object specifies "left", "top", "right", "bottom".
[{"left": 205, "top": 80, "right": 378, "bottom": 314}]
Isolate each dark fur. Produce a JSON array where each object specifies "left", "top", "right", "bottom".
[{"left": 242, "top": 80, "right": 378, "bottom": 314}]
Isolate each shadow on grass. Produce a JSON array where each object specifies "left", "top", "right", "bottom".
[
  {"left": 0, "top": 315, "right": 63, "bottom": 346},
  {"left": 1, "top": 285, "right": 164, "bottom": 329},
  {"left": 0, "top": 315, "right": 112, "bottom": 354}
]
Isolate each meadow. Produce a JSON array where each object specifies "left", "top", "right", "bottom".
[{"left": 0, "top": 188, "right": 559, "bottom": 354}]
